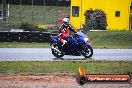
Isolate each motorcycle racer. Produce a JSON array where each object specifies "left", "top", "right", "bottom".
[{"left": 58, "top": 17, "right": 77, "bottom": 46}]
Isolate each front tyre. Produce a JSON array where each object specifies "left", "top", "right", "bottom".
[
  {"left": 51, "top": 43, "right": 64, "bottom": 58},
  {"left": 81, "top": 45, "right": 93, "bottom": 58}
]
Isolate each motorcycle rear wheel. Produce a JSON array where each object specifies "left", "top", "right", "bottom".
[{"left": 51, "top": 43, "right": 64, "bottom": 58}]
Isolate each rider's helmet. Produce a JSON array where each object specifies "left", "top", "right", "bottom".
[{"left": 62, "top": 17, "right": 70, "bottom": 25}]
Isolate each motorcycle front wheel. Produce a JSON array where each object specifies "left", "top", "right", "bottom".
[
  {"left": 51, "top": 43, "right": 64, "bottom": 58},
  {"left": 81, "top": 45, "right": 93, "bottom": 58}
]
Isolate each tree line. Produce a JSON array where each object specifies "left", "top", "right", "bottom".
[{"left": 0, "top": 0, "right": 70, "bottom": 6}]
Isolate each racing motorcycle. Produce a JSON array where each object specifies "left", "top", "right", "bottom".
[{"left": 50, "top": 31, "right": 93, "bottom": 58}]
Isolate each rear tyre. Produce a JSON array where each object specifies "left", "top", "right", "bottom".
[
  {"left": 81, "top": 45, "right": 93, "bottom": 58},
  {"left": 51, "top": 43, "right": 64, "bottom": 58}
]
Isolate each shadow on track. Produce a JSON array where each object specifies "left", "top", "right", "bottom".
[{"left": 52, "top": 57, "right": 93, "bottom": 61}]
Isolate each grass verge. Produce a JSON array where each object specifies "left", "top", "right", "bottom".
[
  {"left": 0, "top": 5, "right": 69, "bottom": 25},
  {"left": 88, "top": 30, "right": 132, "bottom": 49},
  {"left": 0, "top": 31, "right": 132, "bottom": 48},
  {"left": 0, "top": 42, "right": 50, "bottom": 48},
  {"left": 0, "top": 61, "right": 132, "bottom": 74}
]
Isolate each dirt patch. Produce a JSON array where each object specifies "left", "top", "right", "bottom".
[{"left": 0, "top": 75, "right": 132, "bottom": 88}]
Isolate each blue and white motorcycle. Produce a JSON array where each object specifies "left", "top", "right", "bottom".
[{"left": 50, "top": 31, "right": 93, "bottom": 58}]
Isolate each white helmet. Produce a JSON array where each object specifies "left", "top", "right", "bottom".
[{"left": 62, "top": 17, "right": 70, "bottom": 24}]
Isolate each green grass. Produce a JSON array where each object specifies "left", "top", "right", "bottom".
[
  {"left": 88, "top": 30, "right": 132, "bottom": 49},
  {"left": 0, "top": 61, "right": 132, "bottom": 74},
  {"left": 0, "top": 42, "right": 50, "bottom": 48},
  {"left": 0, "top": 4, "right": 69, "bottom": 26},
  {"left": 0, "top": 31, "right": 132, "bottom": 48}
]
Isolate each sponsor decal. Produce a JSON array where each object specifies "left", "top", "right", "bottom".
[
  {"left": 86, "top": 74, "right": 129, "bottom": 82},
  {"left": 76, "top": 66, "right": 131, "bottom": 85}
]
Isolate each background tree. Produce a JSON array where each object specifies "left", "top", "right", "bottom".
[{"left": 83, "top": 9, "right": 107, "bottom": 33}]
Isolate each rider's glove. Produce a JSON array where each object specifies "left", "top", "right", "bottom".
[
  {"left": 74, "top": 32, "right": 78, "bottom": 37},
  {"left": 62, "top": 40, "right": 68, "bottom": 46}
]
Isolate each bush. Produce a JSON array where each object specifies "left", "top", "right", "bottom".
[
  {"left": 19, "top": 22, "right": 47, "bottom": 32},
  {"left": 83, "top": 9, "right": 107, "bottom": 33},
  {"left": 37, "top": 24, "right": 47, "bottom": 32},
  {"left": 19, "top": 22, "right": 35, "bottom": 31}
]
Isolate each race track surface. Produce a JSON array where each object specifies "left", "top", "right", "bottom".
[{"left": 0, "top": 48, "right": 132, "bottom": 61}]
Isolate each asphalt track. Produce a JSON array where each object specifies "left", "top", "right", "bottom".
[{"left": 0, "top": 48, "right": 132, "bottom": 61}]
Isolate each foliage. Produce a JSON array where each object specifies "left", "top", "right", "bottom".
[
  {"left": 0, "top": 5, "right": 69, "bottom": 30},
  {"left": 37, "top": 24, "right": 47, "bottom": 32},
  {"left": 19, "top": 22, "right": 36, "bottom": 31},
  {"left": 83, "top": 9, "right": 107, "bottom": 33},
  {"left": 19, "top": 22, "right": 47, "bottom": 32}
]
